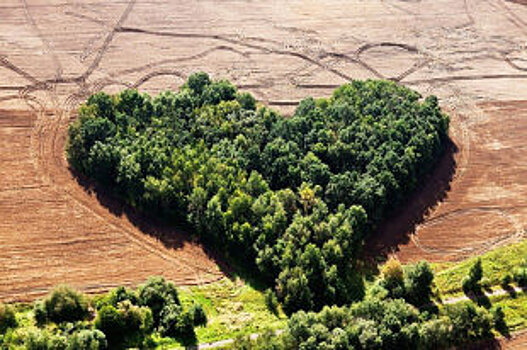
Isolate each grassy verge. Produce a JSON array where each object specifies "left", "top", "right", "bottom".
[
  {"left": 432, "top": 239, "right": 527, "bottom": 297},
  {"left": 490, "top": 292, "right": 527, "bottom": 332},
  {"left": 155, "top": 278, "right": 287, "bottom": 348}
]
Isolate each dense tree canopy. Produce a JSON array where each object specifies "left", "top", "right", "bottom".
[{"left": 67, "top": 73, "right": 449, "bottom": 313}]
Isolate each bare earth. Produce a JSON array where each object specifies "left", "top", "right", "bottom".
[{"left": 0, "top": 0, "right": 526, "bottom": 311}]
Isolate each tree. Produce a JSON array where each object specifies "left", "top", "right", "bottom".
[
  {"left": 187, "top": 71, "right": 211, "bottom": 95},
  {"left": 94, "top": 301, "right": 152, "bottom": 348},
  {"left": 492, "top": 306, "right": 508, "bottom": 336},
  {"left": 137, "top": 276, "right": 180, "bottom": 325},
  {"left": 189, "top": 303, "right": 207, "bottom": 327},
  {"left": 462, "top": 259, "right": 483, "bottom": 294},
  {"left": 513, "top": 267, "right": 527, "bottom": 287},
  {"left": 404, "top": 261, "right": 434, "bottom": 306},
  {"left": 237, "top": 92, "right": 256, "bottom": 110},
  {"left": 381, "top": 257, "right": 405, "bottom": 298},
  {"left": 87, "top": 92, "right": 114, "bottom": 120},
  {"left": 445, "top": 303, "right": 492, "bottom": 344},
  {"left": 265, "top": 289, "right": 279, "bottom": 316},
  {"left": 277, "top": 267, "right": 314, "bottom": 314},
  {"left": 0, "top": 303, "right": 17, "bottom": 333},
  {"left": 35, "top": 285, "right": 89, "bottom": 324}
]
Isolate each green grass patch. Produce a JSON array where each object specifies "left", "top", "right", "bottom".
[
  {"left": 433, "top": 239, "right": 527, "bottom": 297},
  {"left": 490, "top": 292, "right": 527, "bottom": 332},
  {"left": 155, "top": 278, "right": 286, "bottom": 348}
]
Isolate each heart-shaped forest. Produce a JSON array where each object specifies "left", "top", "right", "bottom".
[{"left": 67, "top": 72, "right": 449, "bottom": 314}]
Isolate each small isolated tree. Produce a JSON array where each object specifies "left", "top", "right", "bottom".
[
  {"left": 492, "top": 306, "right": 508, "bottom": 336},
  {"left": 513, "top": 267, "right": 527, "bottom": 287},
  {"left": 405, "top": 261, "right": 434, "bottom": 306},
  {"left": 462, "top": 259, "right": 483, "bottom": 294},
  {"left": 501, "top": 274, "right": 512, "bottom": 288},
  {"left": 265, "top": 289, "right": 279, "bottom": 316},
  {"left": 0, "top": 303, "right": 17, "bottom": 333},
  {"left": 189, "top": 303, "right": 207, "bottom": 327},
  {"left": 35, "top": 285, "right": 89, "bottom": 324}
]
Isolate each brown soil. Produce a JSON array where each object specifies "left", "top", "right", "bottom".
[{"left": 1, "top": 0, "right": 526, "bottom": 308}]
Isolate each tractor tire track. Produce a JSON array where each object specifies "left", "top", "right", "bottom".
[
  {"left": 32, "top": 108, "right": 222, "bottom": 279},
  {"left": 80, "top": 0, "right": 136, "bottom": 81},
  {"left": 20, "top": 0, "right": 63, "bottom": 80}
]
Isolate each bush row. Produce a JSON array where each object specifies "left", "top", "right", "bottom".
[{"left": 0, "top": 277, "right": 206, "bottom": 349}]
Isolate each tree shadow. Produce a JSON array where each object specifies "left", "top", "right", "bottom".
[
  {"left": 464, "top": 338, "right": 503, "bottom": 350},
  {"left": 69, "top": 167, "right": 233, "bottom": 277},
  {"left": 465, "top": 287, "right": 492, "bottom": 309},
  {"left": 69, "top": 166, "right": 273, "bottom": 292},
  {"left": 503, "top": 284, "right": 517, "bottom": 298},
  {"left": 363, "top": 137, "right": 458, "bottom": 269}
]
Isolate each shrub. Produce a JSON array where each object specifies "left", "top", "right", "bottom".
[
  {"left": 137, "top": 276, "right": 179, "bottom": 324},
  {"left": 0, "top": 304, "right": 17, "bottom": 333},
  {"left": 492, "top": 306, "right": 508, "bottom": 336},
  {"left": 265, "top": 289, "right": 279, "bottom": 316},
  {"left": 67, "top": 329, "right": 107, "bottom": 350},
  {"left": 381, "top": 257, "right": 405, "bottom": 298},
  {"left": 189, "top": 303, "right": 207, "bottom": 327},
  {"left": 513, "top": 267, "right": 527, "bottom": 287},
  {"left": 24, "top": 328, "right": 67, "bottom": 350},
  {"left": 35, "top": 285, "right": 89, "bottom": 324},
  {"left": 94, "top": 301, "right": 152, "bottom": 348},
  {"left": 501, "top": 274, "right": 512, "bottom": 288}
]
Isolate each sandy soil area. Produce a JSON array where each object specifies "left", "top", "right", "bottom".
[{"left": 0, "top": 0, "right": 526, "bottom": 302}]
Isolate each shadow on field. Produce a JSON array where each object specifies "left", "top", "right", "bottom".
[
  {"left": 464, "top": 338, "right": 503, "bottom": 350},
  {"left": 363, "top": 137, "right": 458, "bottom": 267},
  {"left": 69, "top": 168, "right": 232, "bottom": 277}
]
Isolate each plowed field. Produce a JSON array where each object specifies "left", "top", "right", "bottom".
[{"left": 1, "top": 0, "right": 526, "bottom": 302}]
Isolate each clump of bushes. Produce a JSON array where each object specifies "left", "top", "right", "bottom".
[
  {"left": 0, "top": 277, "right": 207, "bottom": 349},
  {"left": 272, "top": 296, "right": 494, "bottom": 350},
  {"left": 94, "top": 276, "right": 205, "bottom": 347},
  {"left": 0, "top": 303, "right": 17, "bottom": 334},
  {"left": 380, "top": 258, "right": 435, "bottom": 306},
  {"left": 94, "top": 300, "right": 152, "bottom": 348},
  {"left": 34, "top": 285, "right": 90, "bottom": 325}
]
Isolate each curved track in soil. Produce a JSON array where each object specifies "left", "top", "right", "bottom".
[{"left": 0, "top": 0, "right": 526, "bottom": 310}]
